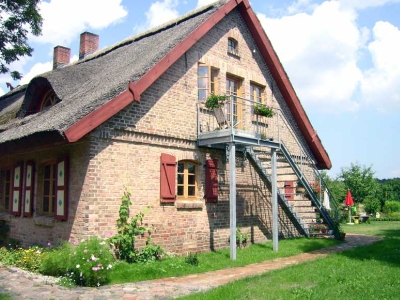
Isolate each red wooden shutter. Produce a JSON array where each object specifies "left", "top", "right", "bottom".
[
  {"left": 23, "top": 161, "right": 35, "bottom": 217},
  {"left": 54, "top": 157, "right": 69, "bottom": 221},
  {"left": 205, "top": 159, "right": 218, "bottom": 203},
  {"left": 11, "top": 163, "right": 23, "bottom": 216},
  {"left": 160, "top": 153, "right": 176, "bottom": 203},
  {"left": 284, "top": 181, "right": 294, "bottom": 200}
]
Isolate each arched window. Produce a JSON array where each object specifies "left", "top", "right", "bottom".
[
  {"left": 40, "top": 90, "right": 60, "bottom": 111},
  {"left": 177, "top": 160, "right": 198, "bottom": 199}
]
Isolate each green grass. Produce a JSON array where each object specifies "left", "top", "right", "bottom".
[
  {"left": 179, "top": 221, "right": 400, "bottom": 300},
  {"left": 108, "top": 237, "right": 340, "bottom": 284},
  {"left": 0, "top": 293, "right": 11, "bottom": 300}
]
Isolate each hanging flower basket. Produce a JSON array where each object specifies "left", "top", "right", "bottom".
[{"left": 253, "top": 103, "right": 275, "bottom": 118}]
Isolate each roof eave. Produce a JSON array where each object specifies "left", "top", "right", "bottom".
[{"left": 237, "top": 0, "right": 331, "bottom": 169}]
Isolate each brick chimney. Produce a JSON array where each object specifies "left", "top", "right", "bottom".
[
  {"left": 53, "top": 46, "right": 71, "bottom": 69},
  {"left": 79, "top": 32, "right": 99, "bottom": 59}
]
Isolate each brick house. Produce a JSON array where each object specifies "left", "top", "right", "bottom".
[{"left": 0, "top": 0, "right": 335, "bottom": 254}]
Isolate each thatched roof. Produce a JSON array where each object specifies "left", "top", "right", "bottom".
[{"left": 0, "top": 0, "right": 226, "bottom": 144}]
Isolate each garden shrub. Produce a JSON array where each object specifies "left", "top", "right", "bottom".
[
  {"left": 39, "top": 242, "right": 73, "bottom": 277},
  {"left": 68, "top": 237, "right": 115, "bottom": 287},
  {"left": 363, "top": 197, "right": 381, "bottom": 214},
  {"left": 383, "top": 201, "right": 400, "bottom": 215},
  {"left": 185, "top": 252, "right": 199, "bottom": 266},
  {"left": 0, "top": 245, "right": 44, "bottom": 272}
]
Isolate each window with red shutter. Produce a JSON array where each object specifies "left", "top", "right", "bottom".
[
  {"left": 160, "top": 153, "right": 176, "bottom": 203},
  {"left": 54, "top": 157, "right": 69, "bottom": 221},
  {"left": 284, "top": 181, "right": 294, "bottom": 201},
  {"left": 23, "top": 161, "right": 35, "bottom": 217},
  {"left": 11, "top": 163, "right": 23, "bottom": 216},
  {"left": 205, "top": 159, "right": 218, "bottom": 203}
]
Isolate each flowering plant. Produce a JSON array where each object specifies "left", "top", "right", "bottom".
[
  {"left": 253, "top": 103, "right": 275, "bottom": 118},
  {"left": 205, "top": 94, "right": 228, "bottom": 109}
]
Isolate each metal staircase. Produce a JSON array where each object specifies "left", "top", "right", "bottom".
[{"left": 248, "top": 143, "right": 340, "bottom": 236}]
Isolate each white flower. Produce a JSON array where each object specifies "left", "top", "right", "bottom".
[
  {"left": 106, "top": 264, "right": 112, "bottom": 270},
  {"left": 91, "top": 254, "right": 98, "bottom": 261},
  {"left": 76, "top": 264, "right": 80, "bottom": 268}
]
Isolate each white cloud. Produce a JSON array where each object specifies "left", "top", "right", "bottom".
[
  {"left": 145, "top": 0, "right": 179, "bottom": 29},
  {"left": 361, "top": 21, "right": 400, "bottom": 110},
  {"left": 338, "top": 0, "right": 400, "bottom": 10},
  {"left": 0, "top": 87, "right": 5, "bottom": 97},
  {"left": 196, "top": 0, "right": 216, "bottom": 8},
  {"left": 258, "top": 1, "right": 364, "bottom": 112},
  {"left": 31, "top": 0, "right": 128, "bottom": 46},
  {"left": 20, "top": 62, "right": 53, "bottom": 85}
]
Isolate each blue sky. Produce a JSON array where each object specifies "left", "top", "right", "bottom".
[{"left": 1, "top": 0, "right": 399, "bottom": 179}]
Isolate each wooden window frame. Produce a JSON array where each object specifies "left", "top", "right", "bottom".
[
  {"left": 177, "top": 160, "right": 198, "bottom": 200},
  {"left": 227, "top": 38, "right": 239, "bottom": 56},
  {"left": 1, "top": 168, "right": 12, "bottom": 212},
  {"left": 40, "top": 90, "right": 59, "bottom": 111},
  {"left": 226, "top": 75, "right": 243, "bottom": 128},
  {"left": 42, "top": 161, "right": 56, "bottom": 216},
  {"left": 198, "top": 63, "right": 218, "bottom": 101},
  {"left": 250, "top": 82, "right": 265, "bottom": 114}
]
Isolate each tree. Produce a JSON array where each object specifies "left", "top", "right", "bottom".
[
  {"left": 339, "top": 162, "right": 378, "bottom": 203},
  {"left": 0, "top": 0, "right": 42, "bottom": 80},
  {"left": 320, "top": 171, "right": 346, "bottom": 204}
]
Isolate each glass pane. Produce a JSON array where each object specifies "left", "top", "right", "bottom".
[
  {"left": 177, "top": 174, "right": 184, "bottom": 184},
  {"left": 44, "top": 165, "right": 51, "bottom": 179},
  {"left": 198, "top": 66, "right": 208, "bottom": 77},
  {"left": 198, "top": 90, "right": 207, "bottom": 100},
  {"left": 43, "top": 197, "right": 49, "bottom": 212},
  {"left": 44, "top": 181, "right": 50, "bottom": 195},
  {"left": 187, "top": 164, "right": 195, "bottom": 174},
  {"left": 6, "top": 170, "right": 11, "bottom": 181},
  {"left": 198, "top": 78, "right": 208, "bottom": 89},
  {"left": 177, "top": 163, "right": 184, "bottom": 173},
  {"left": 5, "top": 182, "right": 10, "bottom": 194},
  {"left": 51, "top": 196, "right": 54, "bottom": 213},
  {"left": 177, "top": 186, "right": 184, "bottom": 196},
  {"left": 188, "top": 174, "right": 195, "bottom": 184},
  {"left": 188, "top": 186, "right": 195, "bottom": 196},
  {"left": 4, "top": 196, "right": 9, "bottom": 209}
]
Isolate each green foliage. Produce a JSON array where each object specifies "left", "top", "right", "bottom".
[
  {"left": 0, "top": 0, "right": 42, "bottom": 80},
  {"left": 371, "top": 217, "right": 400, "bottom": 221},
  {"left": 39, "top": 242, "right": 73, "bottom": 277},
  {"left": 0, "top": 245, "right": 44, "bottom": 272},
  {"left": 68, "top": 237, "right": 115, "bottom": 287},
  {"left": 339, "top": 162, "right": 378, "bottom": 203},
  {"left": 253, "top": 103, "right": 275, "bottom": 118},
  {"left": 205, "top": 94, "right": 228, "bottom": 109},
  {"left": 383, "top": 200, "right": 400, "bottom": 214},
  {"left": 185, "top": 252, "right": 199, "bottom": 266},
  {"left": 109, "top": 189, "right": 164, "bottom": 263},
  {"left": 137, "top": 237, "right": 165, "bottom": 263},
  {"left": 363, "top": 196, "right": 381, "bottom": 214},
  {"left": 236, "top": 227, "right": 249, "bottom": 247}
]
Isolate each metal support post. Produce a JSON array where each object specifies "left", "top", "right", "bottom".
[
  {"left": 271, "top": 148, "right": 279, "bottom": 252},
  {"left": 229, "top": 142, "right": 237, "bottom": 260}
]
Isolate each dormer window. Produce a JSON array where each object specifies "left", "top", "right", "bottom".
[
  {"left": 40, "top": 90, "right": 60, "bottom": 111},
  {"left": 228, "top": 38, "right": 239, "bottom": 56}
]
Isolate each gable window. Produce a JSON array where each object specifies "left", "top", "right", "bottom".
[
  {"left": 42, "top": 162, "right": 56, "bottom": 215},
  {"left": 1, "top": 169, "right": 12, "bottom": 211},
  {"left": 177, "top": 161, "right": 197, "bottom": 199},
  {"left": 250, "top": 83, "right": 264, "bottom": 114},
  {"left": 198, "top": 64, "right": 218, "bottom": 100},
  {"left": 228, "top": 38, "right": 239, "bottom": 56},
  {"left": 40, "top": 90, "right": 59, "bottom": 111}
]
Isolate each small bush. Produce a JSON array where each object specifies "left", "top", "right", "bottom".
[
  {"left": 363, "top": 197, "right": 381, "bottom": 214},
  {"left": 383, "top": 201, "right": 400, "bottom": 215},
  {"left": 185, "top": 252, "right": 199, "bottom": 266},
  {"left": 137, "top": 237, "right": 165, "bottom": 262},
  {"left": 0, "top": 245, "right": 44, "bottom": 272},
  {"left": 68, "top": 237, "right": 115, "bottom": 287},
  {"left": 39, "top": 242, "right": 73, "bottom": 277}
]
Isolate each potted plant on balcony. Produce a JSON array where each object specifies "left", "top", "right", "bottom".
[
  {"left": 253, "top": 103, "right": 275, "bottom": 118},
  {"left": 205, "top": 94, "right": 228, "bottom": 109},
  {"left": 296, "top": 180, "right": 306, "bottom": 194}
]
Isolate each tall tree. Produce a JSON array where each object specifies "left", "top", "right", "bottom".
[
  {"left": 339, "top": 162, "right": 378, "bottom": 203},
  {"left": 0, "top": 0, "right": 42, "bottom": 80}
]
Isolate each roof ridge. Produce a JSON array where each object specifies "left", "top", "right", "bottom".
[{"left": 73, "top": 0, "right": 228, "bottom": 66}]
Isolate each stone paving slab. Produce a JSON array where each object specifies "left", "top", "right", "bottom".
[{"left": 0, "top": 234, "right": 381, "bottom": 300}]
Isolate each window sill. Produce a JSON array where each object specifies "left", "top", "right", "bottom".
[
  {"left": 0, "top": 212, "right": 12, "bottom": 222},
  {"left": 176, "top": 201, "right": 203, "bottom": 210},
  {"left": 34, "top": 216, "right": 55, "bottom": 227}
]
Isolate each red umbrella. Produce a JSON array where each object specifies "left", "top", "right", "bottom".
[{"left": 344, "top": 189, "right": 354, "bottom": 206}]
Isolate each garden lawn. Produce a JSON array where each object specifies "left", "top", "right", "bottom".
[
  {"left": 179, "top": 221, "right": 400, "bottom": 300},
  {"left": 108, "top": 237, "right": 339, "bottom": 284}
]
